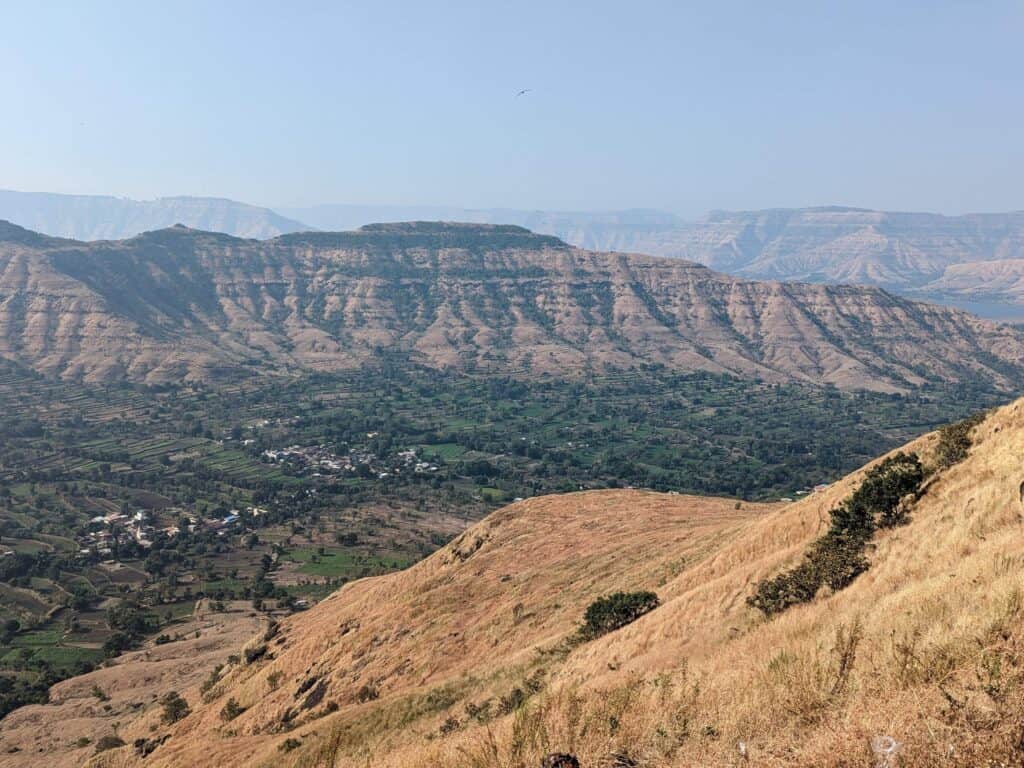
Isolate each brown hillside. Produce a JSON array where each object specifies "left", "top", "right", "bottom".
[
  {"left": 79, "top": 398, "right": 1024, "bottom": 767},
  {"left": 2, "top": 220, "right": 1024, "bottom": 391},
  {"left": 81, "top": 491, "right": 772, "bottom": 767}
]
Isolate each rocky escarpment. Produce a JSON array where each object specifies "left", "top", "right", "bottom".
[
  {"left": 534, "top": 207, "right": 1024, "bottom": 310},
  {"left": 1, "top": 219, "right": 1024, "bottom": 391}
]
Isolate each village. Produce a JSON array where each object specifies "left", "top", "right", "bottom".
[
  {"left": 76, "top": 505, "right": 269, "bottom": 557},
  {"left": 259, "top": 443, "right": 438, "bottom": 480}
]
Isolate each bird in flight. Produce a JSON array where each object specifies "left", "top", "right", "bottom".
[{"left": 515, "top": 88, "right": 531, "bottom": 97}]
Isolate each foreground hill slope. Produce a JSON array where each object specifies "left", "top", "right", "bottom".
[
  {"left": 78, "top": 492, "right": 769, "bottom": 767},
  {"left": 80, "top": 399, "right": 1024, "bottom": 767},
  {"left": 2, "top": 220, "right": 1024, "bottom": 392}
]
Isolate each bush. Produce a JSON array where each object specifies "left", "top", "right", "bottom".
[
  {"left": 355, "top": 683, "right": 379, "bottom": 703},
  {"left": 200, "top": 664, "right": 223, "bottom": 695},
  {"left": 160, "top": 691, "right": 190, "bottom": 724},
  {"left": 94, "top": 735, "right": 125, "bottom": 752},
  {"left": 244, "top": 644, "right": 267, "bottom": 664},
  {"left": 579, "top": 591, "right": 660, "bottom": 640},
  {"left": 841, "top": 452, "right": 924, "bottom": 530},
  {"left": 279, "top": 737, "right": 302, "bottom": 752},
  {"left": 220, "top": 697, "right": 246, "bottom": 722},
  {"left": 748, "top": 453, "right": 924, "bottom": 616},
  {"left": 935, "top": 413, "right": 985, "bottom": 469}
]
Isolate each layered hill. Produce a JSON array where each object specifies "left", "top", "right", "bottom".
[
  {"left": 279, "top": 205, "right": 1024, "bottom": 313},
  {"left": 0, "top": 191, "right": 310, "bottom": 241},
  {"left": 2, "top": 219, "right": 1024, "bottom": 392},
  {"left": 54, "top": 397, "right": 1024, "bottom": 767}
]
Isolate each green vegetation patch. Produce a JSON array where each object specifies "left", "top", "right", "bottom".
[
  {"left": 748, "top": 452, "right": 925, "bottom": 616},
  {"left": 579, "top": 591, "right": 661, "bottom": 640}
]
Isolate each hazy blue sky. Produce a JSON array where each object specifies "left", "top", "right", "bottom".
[{"left": 2, "top": 1, "right": 1022, "bottom": 215}]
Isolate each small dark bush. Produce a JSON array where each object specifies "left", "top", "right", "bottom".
[
  {"left": 279, "top": 737, "right": 302, "bottom": 752},
  {"left": 439, "top": 716, "right": 460, "bottom": 735},
  {"left": 498, "top": 686, "right": 527, "bottom": 715},
  {"left": 94, "top": 735, "right": 125, "bottom": 752},
  {"left": 220, "top": 697, "right": 246, "bottom": 722},
  {"left": 244, "top": 644, "right": 267, "bottom": 664},
  {"left": 579, "top": 591, "right": 660, "bottom": 640},
  {"left": 200, "top": 664, "right": 223, "bottom": 696},
  {"left": 160, "top": 691, "right": 190, "bottom": 724},
  {"left": 355, "top": 683, "right": 379, "bottom": 703},
  {"left": 935, "top": 413, "right": 985, "bottom": 469}
]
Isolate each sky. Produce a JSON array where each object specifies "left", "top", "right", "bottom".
[{"left": 2, "top": 1, "right": 1023, "bottom": 216}]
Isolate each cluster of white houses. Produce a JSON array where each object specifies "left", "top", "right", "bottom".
[
  {"left": 78, "top": 505, "right": 269, "bottom": 556},
  {"left": 261, "top": 444, "right": 438, "bottom": 478}
]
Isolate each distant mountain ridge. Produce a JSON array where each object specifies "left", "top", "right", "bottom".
[
  {"left": 280, "top": 204, "right": 1024, "bottom": 316},
  {"left": 10, "top": 192, "right": 1024, "bottom": 315},
  {"left": 1, "top": 219, "right": 1023, "bottom": 393},
  {"left": 0, "top": 190, "right": 310, "bottom": 240}
]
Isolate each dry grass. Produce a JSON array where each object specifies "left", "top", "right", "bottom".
[
  {"left": 0, "top": 600, "right": 265, "bottom": 768},
  {"left": 81, "top": 399, "right": 1024, "bottom": 767}
]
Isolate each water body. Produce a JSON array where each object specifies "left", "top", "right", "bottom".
[{"left": 912, "top": 294, "right": 1024, "bottom": 324}]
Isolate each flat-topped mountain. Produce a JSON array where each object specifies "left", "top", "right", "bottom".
[
  {"left": 0, "top": 190, "right": 310, "bottom": 241},
  {"left": 2, "top": 219, "right": 1024, "bottom": 392}
]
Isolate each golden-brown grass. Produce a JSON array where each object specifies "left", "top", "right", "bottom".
[
  {"left": 86, "top": 398, "right": 1024, "bottom": 767},
  {"left": 93, "top": 491, "right": 770, "bottom": 768}
]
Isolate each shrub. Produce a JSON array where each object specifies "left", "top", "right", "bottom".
[
  {"left": 279, "top": 737, "right": 302, "bottom": 752},
  {"left": 842, "top": 452, "right": 924, "bottom": 529},
  {"left": 355, "top": 683, "right": 379, "bottom": 703},
  {"left": 94, "top": 735, "right": 125, "bottom": 752},
  {"left": 160, "top": 691, "right": 190, "bottom": 724},
  {"left": 748, "top": 453, "right": 924, "bottom": 616},
  {"left": 579, "top": 591, "right": 660, "bottom": 640},
  {"left": 935, "top": 413, "right": 985, "bottom": 469},
  {"left": 220, "top": 697, "right": 246, "bottom": 722},
  {"left": 439, "top": 715, "right": 460, "bottom": 735},
  {"left": 200, "top": 664, "right": 223, "bottom": 701},
  {"left": 244, "top": 644, "right": 267, "bottom": 664}
]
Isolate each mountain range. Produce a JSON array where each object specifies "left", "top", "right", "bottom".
[
  {"left": 0, "top": 190, "right": 307, "bottom": 241},
  {"left": 1, "top": 219, "right": 1024, "bottom": 392},
  {"left": 6, "top": 191, "right": 1024, "bottom": 317},
  {"left": 285, "top": 205, "right": 1024, "bottom": 318}
]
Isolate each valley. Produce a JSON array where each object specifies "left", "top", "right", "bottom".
[
  {"left": 9, "top": 394, "right": 1019, "bottom": 768},
  {"left": 0, "top": 219, "right": 1022, "bottom": 767}
]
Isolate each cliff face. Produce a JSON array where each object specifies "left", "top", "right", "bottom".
[
  {"left": 1, "top": 220, "right": 1024, "bottom": 391},
  {"left": 533, "top": 207, "right": 1024, "bottom": 311}
]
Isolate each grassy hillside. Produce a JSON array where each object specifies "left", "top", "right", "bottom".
[{"left": 56, "top": 397, "right": 1024, "bottom": 767}]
